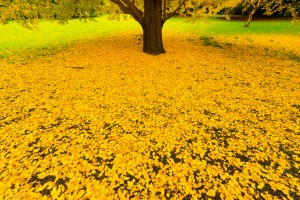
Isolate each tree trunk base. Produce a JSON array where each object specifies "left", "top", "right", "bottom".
[{"left": 143, "top": 26, "right": 166, "bottom": 55}]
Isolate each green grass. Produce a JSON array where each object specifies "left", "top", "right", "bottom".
[
  {"left": 0, "top": 15, "right": 140, "bottom": 52},
  {"left": 0, "top": 15, "right": 299, "bottom": 54},
  {"left": 164, "top": 17, "right": 300, "bottom": 35},
  {"left": 198, "top": 36, "right": 223, "bottom": 48}
]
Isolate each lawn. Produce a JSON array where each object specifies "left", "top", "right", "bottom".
[{"left": 0, "top": 16, "right": 299, "bottom": 199}]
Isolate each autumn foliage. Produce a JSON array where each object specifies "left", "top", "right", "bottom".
[{"left": 0, "top": 30, "right": 299, "bottom": 199}]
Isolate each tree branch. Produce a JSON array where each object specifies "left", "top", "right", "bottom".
[
  {"left": 110, "top": 0, "right": 143, "bottom": 25},
  {"left": 162, "top": 0, "right": 188, "bottom": 22},
  {"left": 120, "top": 0, "right": 143, "bottom": 23},
  {"left": 110, "top": 0, "right": 132, "bottom": 14}
]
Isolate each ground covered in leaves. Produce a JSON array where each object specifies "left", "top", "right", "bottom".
[{"left": 0, "top": 32, "right": 300, "bottom": 199}]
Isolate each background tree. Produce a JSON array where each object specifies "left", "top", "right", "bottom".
[
  {"left": 242, "top": 0, "right": 299, "bottom": 27},
  {"left": 0, "top": 0, "right": 241, "bottom": 55},
  {"left": 284, "top": 0, "right": 300, "bottom": 23}
]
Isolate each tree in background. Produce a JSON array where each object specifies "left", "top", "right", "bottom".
[
  {"left": 0, "top": 0, "right": 241, "bottom": 55},
  {"left": 243, "top": 0, "right": 265, "bottom": 27},
  {"left": 285, "top": 0, "right": 300, "bottom": 23},
  {"left": 242, "top": 0, "right": 299, "bottom": 27}
]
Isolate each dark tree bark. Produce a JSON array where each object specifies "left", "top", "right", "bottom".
[
  {"left": 142, "top": 0, "right": 165, "bottom": 55},
  {"left": 245, "top": 0, "right": 262, "bottom": 27},
  {"left": 110, "top": 0, "right": 187, "bottom": 55},
  {"left": 245, "top": 6, "right": 258, "bottom": 27}
]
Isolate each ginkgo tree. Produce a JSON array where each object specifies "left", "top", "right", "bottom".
[{"left": 0, "top": 0, "right": 242, "bottom": 55}]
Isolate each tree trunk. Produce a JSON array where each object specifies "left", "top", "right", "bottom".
[
  {"left": 245, "top": 7, "right": 258, "bottom": 27},
  {"left": 142, "top": 0, "right": 165, "bottom": 55}
]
